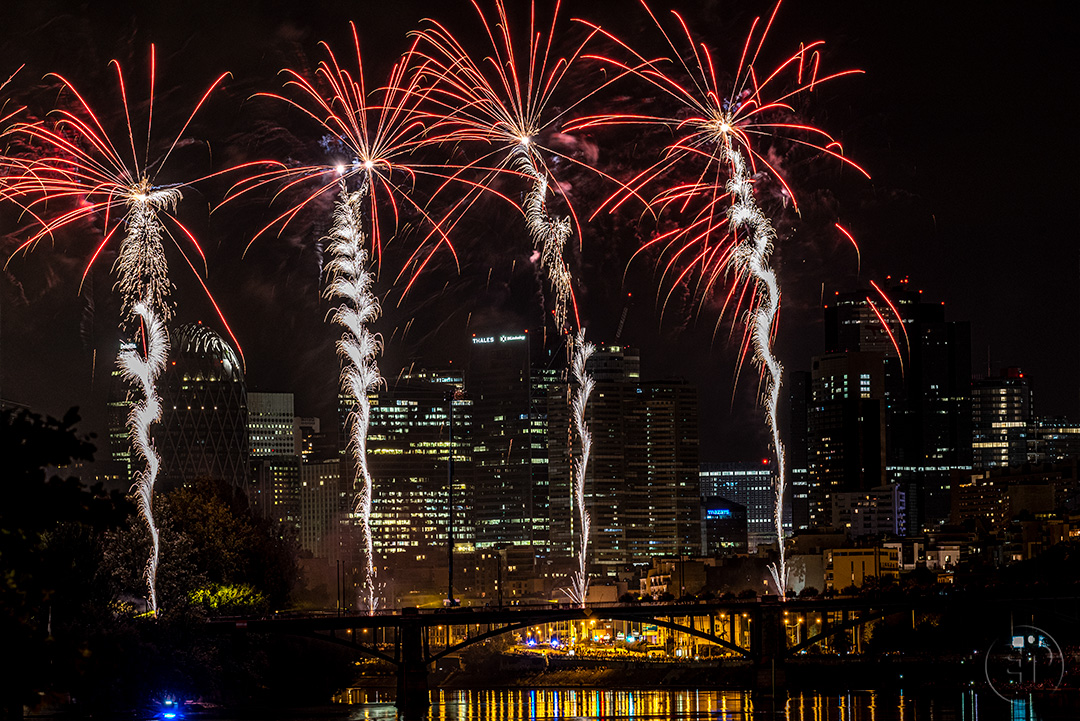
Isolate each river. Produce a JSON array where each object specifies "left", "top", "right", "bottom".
[{"left": 261, "top": 688, "right": 1074, "bottom": 720}]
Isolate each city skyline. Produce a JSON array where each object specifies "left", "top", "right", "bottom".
[{"left": 0, "top": 0, "right": 1075, "bottom": 466}]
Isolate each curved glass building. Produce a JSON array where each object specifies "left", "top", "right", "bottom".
[{"left": 157, "top": 323, "right": 248, "bottom": 492}]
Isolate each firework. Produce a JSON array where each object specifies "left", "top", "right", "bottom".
[
  {"left": 118, "top": 301, "right": 169, "bottom": 614},
  {"left": 0, "top": 48, "right": 236, "bottom": 611},
  {"left": 325, "top": 180, "right": 382, "bottom": 613},
  {"left": 415, "top": 0, "right": 621, "bottom": 331},
  {"left": 223, "top": 24, "right": 459, "bottom": 295},
  {"left": 568, "top": 329, "right": 595, "bottom": 606},
  {"left": 724, "top": 142, "right": 788, "bottom": 597},
  {"left": 417, "top": 2, "right": 623, "bottom": 588},
  {"left": 572, "top": 1, "right": 868, "bottom": 598}
]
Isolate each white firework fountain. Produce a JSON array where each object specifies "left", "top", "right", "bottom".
[
  {"left": 513, "top": 142, "right": 598, "bottom": 604},
  {"left": 568, "top": 329, "right": 595, "bottom": 606},
  {"left": 515, "top": 142, "right": 574, "bottom": 331},
  {"left": 116, "top": 185, "right": 180, "bottom": 615},
  {"left": 721, "top": 135, "right": 789, "bottom": 599},
  {"left": 118, "top": 300, "right": 169, "bottom": 615},
  {"left": 325, "top": 179, "right": 382, "bottom": 613}
]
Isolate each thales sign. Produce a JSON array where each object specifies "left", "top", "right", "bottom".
[{"left": 472, "top": 334, "right": 527, "bottom": 345}]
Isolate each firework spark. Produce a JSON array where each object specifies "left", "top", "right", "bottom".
[
  {"left": 325, "top": 180, "right": 382, "bottom": 613},
  {"left": 571, "top": 1, "right": 868, "bottom": 598},
  {"left": 568, "top": 328, "right": 595, "bottom": 606},
  {"left": 226, "top": 25, "right": 472, "bottom": 611},
  {"left": 118, "top": 300, "right": 169, "bottom": 615}
]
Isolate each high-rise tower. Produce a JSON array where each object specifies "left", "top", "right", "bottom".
[
  {"left": 822, "top": 279, "right": 971, "bottom": 528},
  {"left": 548, "top": 345, "right": 700, "bottom": 572},
  {"left": 972, "top": 367, "right": 1032, "bottom": 470},
  {"left": 157, "top": 323, "right": 247, "bottom": 492},
  {"left": 466, "top": 331, "right": 557, "bottom": 554}
]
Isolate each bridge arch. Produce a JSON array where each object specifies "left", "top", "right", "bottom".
[
  {"left": 429, "top": 610, "right": 753, "bottom": 661},
  {"left": 293, "top": 629, "right": 399, "bottom": 665},
  {"left": 785, "top": 608, "right": 903, "bottom": 657}
]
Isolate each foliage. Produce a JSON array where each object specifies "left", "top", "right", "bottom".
[{"left": 190, "top": 584, "right": 267, "bottom": 613}]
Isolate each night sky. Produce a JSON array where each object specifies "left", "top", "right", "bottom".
[{"left": 1, "top": 0, "right": 1076, "bottom": 463}]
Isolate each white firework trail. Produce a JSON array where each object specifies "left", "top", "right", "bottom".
[
  {"left": 568, "top": 329, "right": 595, "bottom": 606},
  {"left": 118, "top": 300, "right": 169, "bottom": 615},
  {"left": 515, "top": 143, "right": 573, "bottom": 331},
  {"left": 116, "top": 183, "right": 181, "bottom": 325},
  {"left": 325, "top": 179, "right": 382, "bottom": 614},
  {"left": 722, "top": 139, "right": 789, "bottom": 599}
]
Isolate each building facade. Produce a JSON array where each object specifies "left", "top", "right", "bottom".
[
  {"left": 700, "top": 461, "right": 777, "bottom": 550},
  {"left": 821, "top": 281, "right": 971, "bottom": 529},
  {"left": 467, "top": 331, "right": 557, "bottom": 554},
  {"left": 807, "top": 351, "right": 887, "bottom": 528},
  {"left": 157, "top": 323, "right": 248, "bottom": 492},
  {"left": 972, "top": 368, "right": 1032, "bottom": 470}
]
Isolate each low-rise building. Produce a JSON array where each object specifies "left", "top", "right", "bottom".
[{"left": 824, "top": 547, "right": 899, "bottom": 590}]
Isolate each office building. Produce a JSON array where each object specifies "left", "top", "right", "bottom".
[
  {"left": 701, "top": 497, "right": 749, "bottom": 555},
  {"left": 363, "top": 370, "right": 473, "bottom": 559},
  {"left": 807, "top": 351, "right": 886, "bottom": 528},
  {"left": 972, "top": 367, "right": 1032, "bottom": 470},
  {"left": 830, "top": 484, "right": 906, "bottom": 537},
  {"left": 700, "top": 461, "right": 777, "bottom": 550},
  {"left": 1029, "top": 417, "right": 1080, "bottom": 463},
  {"left": 247, "top": 392, "right": 302, "bottom": 529},
  {"left": 300, "top": 457, "right": 346, "bottom": 558},
  {"left": 549, "top": 345, "right": 700, "bottom": 571},
  {"left": 157, "top": 323, "right": 248, "bottom": 492},
  {"left": 822, "top": 280, "right": 971, "bottom": 529},
  {"left": 787, "top": 370, "right": 812, "bottom": 532},
  {"left": 467, "top": 331, "right": 558, "bottom": 554}
]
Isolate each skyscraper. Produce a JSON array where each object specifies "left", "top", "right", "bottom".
[
  {"left": 467, "top": 331, "right": 557, "bottom": 554},
  {"left": 549, "top": 345, "right": 700, "bottom": 572},
  {"left": 157, "top": 323, "right": 247, "bottom": 492},
  {"left": 787, "top": 371, "right": 812, "bottom": 532},
  {"left": 248, "top": 392, "right": 301, "bottom": 529},
  {"left": 822, "top": 280, "right": 972, "bottom": 528},
  {"left": 972, "top": 367, "right": 1032, "bottom": 470},
  {"left": 364, "top": 370, "right": 473, "bottom": 559},
  {"left": 807, "top": 351, "right": 887, "bottom": 528},
  {"left": 548, "top": 345, "right": 639, "bottom": 571}
]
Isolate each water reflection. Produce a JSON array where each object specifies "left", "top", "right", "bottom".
[{"left": 331, "top": 689, "right": 1065, "bottom": 721}]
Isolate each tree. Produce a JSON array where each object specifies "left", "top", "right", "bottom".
[{"left": 0, "top": 408, "right": 132, "bottom": 720}]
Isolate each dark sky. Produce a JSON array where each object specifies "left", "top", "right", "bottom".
[{"left": 1, "top": 0, "right": 1076, "bottom": 462}]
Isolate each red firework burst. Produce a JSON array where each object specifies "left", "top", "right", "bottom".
[
  {"left": 222, "top": 23, "right": 476, "bottom": 297},
  {"left": 0, "top": 48, "right": 242, "bottom": 361},
  {"left": 568, "top": 0, "right": 869, "bottom": 336}
]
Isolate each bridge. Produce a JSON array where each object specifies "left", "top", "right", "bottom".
[{"left": 208, "top": 594, "right": 1076, "bottom": 718}]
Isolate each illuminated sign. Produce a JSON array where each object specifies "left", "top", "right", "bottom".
[
  {"left": 706, "top": 508, "right": 732, "bottom": 519},
  {"left": 500, "top": 334, "right": 526, "bottom": 343},
  {"left": 472, "top": 336, "right": 495, "bottom": 344}
]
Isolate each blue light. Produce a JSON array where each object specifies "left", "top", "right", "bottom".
[{"left": 706, "top": 508, "right": 732, "bottom": 519}]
